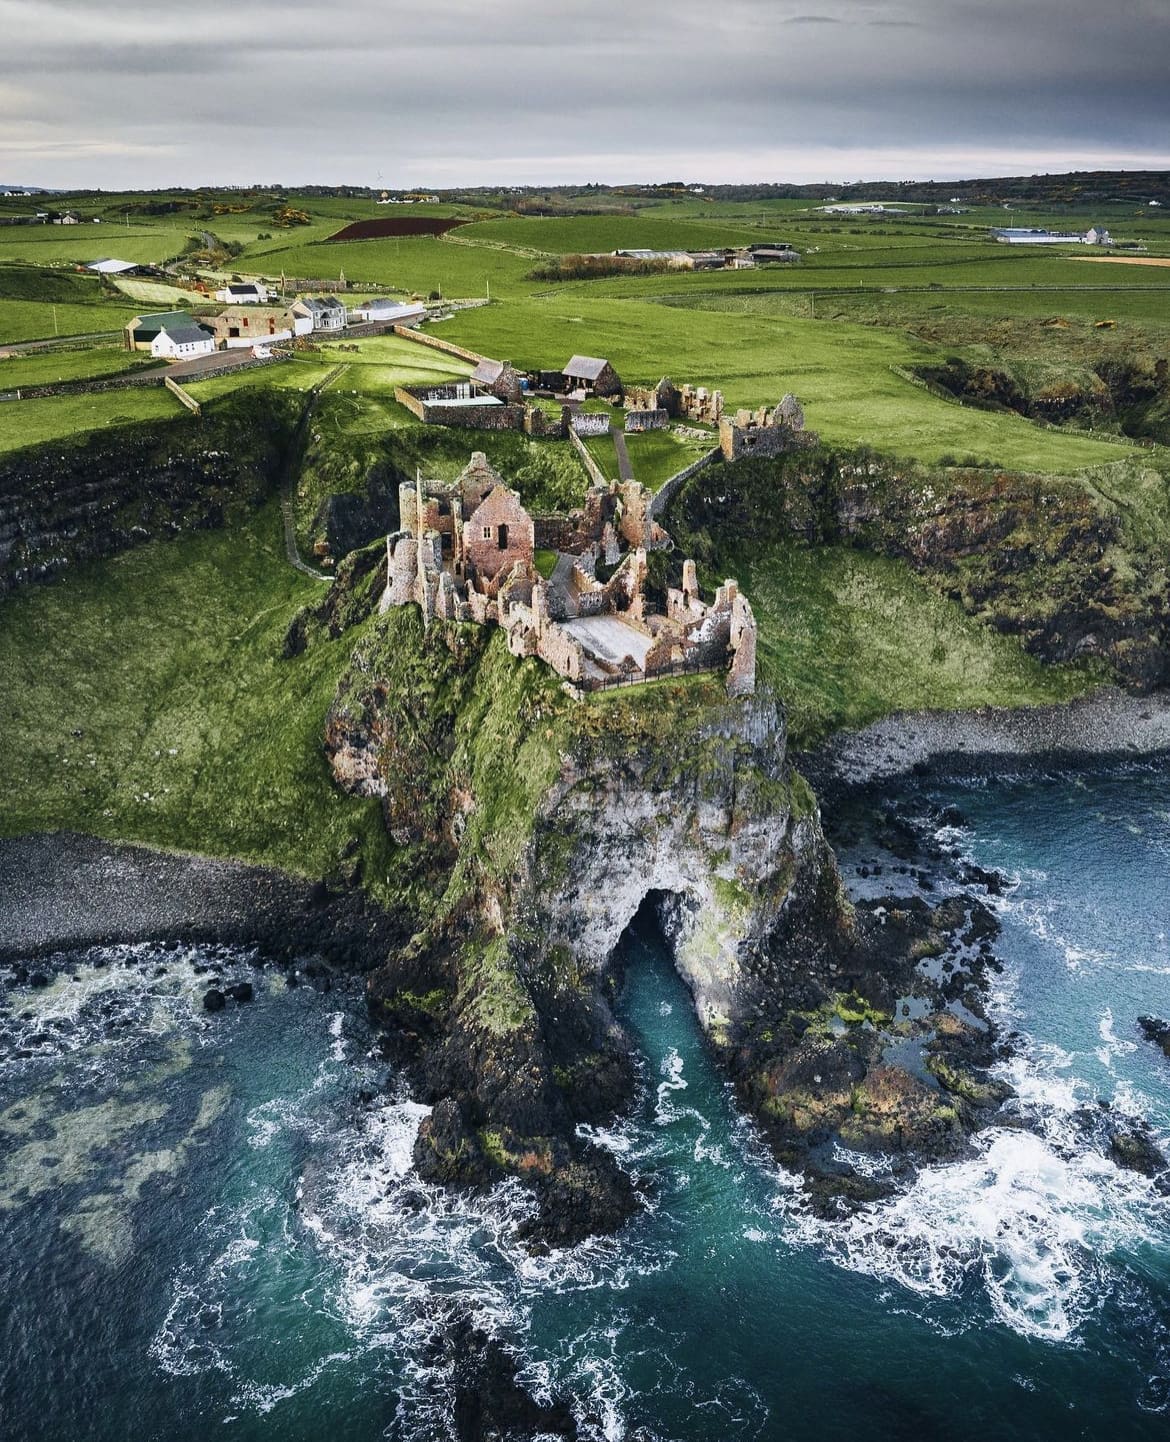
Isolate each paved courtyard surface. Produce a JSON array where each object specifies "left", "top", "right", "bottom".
[{"left": 563, "top": 615, "right": 654, "bottom": 669}]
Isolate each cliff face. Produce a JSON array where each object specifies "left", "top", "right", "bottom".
[
  {"left": 668, "top": 450, "right": 1170, "bottom": 690},
  {"left": 0, "top": 392, "right": 300, "bottom": 594},
  {"left": 520, "top": 692, "right": 836, "bottom": 1040},
  {"left": 300, "top": 579, "right": 999, "bottom": 1240}
]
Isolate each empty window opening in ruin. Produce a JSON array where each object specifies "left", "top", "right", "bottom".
[{"left": 497, "top": 524, "right": 509, "bottom": 550}]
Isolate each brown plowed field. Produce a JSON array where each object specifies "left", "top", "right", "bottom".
[
  {"left": 1074, "top": 255, "right": 1170, "bottom": 268},
  {"left": 326, "top": 217, "right": 466, "bottom": 241}
]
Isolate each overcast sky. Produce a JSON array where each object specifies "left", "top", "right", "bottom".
[{"left": 2, "top": 0, "right": 1168, "bottom": 188}]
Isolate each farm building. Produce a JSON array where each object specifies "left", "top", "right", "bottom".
[
  {"left": 85, "top": 257, "right": 139, "bottom": 275},
  {"left": 348, "top": 298, "right": 427, "bottom": 324},
  {"left": 748, "top": 243, "right": 800, "bottom": 264},
  {"left": 471, "top": 357, "right": 525, "bottom": 401},
  {"left": 124, "top": 310, "right": 205, "bottom": 352},
  {"left": 562, "top": 355, "right": 622, "bottom": 397},
  {"left": 150, "top": 324, "right": 217, "bottom": 361},
  {"left": 211, "top": 306, "right": 304, "bottom": 348},
  {"left": 992, "top": 227, "right": 1114, "bottom": 246},
  {"left": 213, "top": 281, "right": 270, "bottom": 304},
  {"left": 291, "top": 296, "right": 347, "bottom": 332}
]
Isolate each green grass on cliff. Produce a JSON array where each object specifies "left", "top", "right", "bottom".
[
  {"left": 0, "top": 386, "right": 178, "bottom": 454},
  {"left": 737, "top": 542, "right": 1099, "bottom": 748},
  {"left": 0, "top": 345, "right": 158, "bottom": 390},
  {"left": 0, "top": 502, "right": 394, "bottom": 888}
]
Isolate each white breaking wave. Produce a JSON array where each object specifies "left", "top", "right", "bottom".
[{"left": 780, "top": 829, "right": 1170, "bottom": 1349}]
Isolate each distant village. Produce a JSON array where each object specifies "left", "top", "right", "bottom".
[{"left": 122, "top": 282, "right": 427, "bottom": 361}]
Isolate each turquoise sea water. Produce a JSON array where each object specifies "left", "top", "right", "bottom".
[{"left": 1, "top": 763, "right": 1168, "bottom": 1440}]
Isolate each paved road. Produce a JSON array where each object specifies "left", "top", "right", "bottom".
[{"left": 167, "top": 348, "right": 290, "bottom": 380}]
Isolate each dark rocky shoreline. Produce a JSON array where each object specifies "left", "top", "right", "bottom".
[
  {"left": 802, "top": 685, "right": 1170, "bottom": 794},
  {"left": 0, "top": 831, "right": 404, "bottom": 969},
  {"left": 4, "top": 684, "right": 1168, "bottom": 1242}
]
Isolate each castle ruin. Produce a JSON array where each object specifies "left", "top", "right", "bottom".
[
  {"left": 379, "top": 452, "right": 756, "bottom": 696},
  {"left": 719, "top": 392, "right": 819, "bottom": 461}
]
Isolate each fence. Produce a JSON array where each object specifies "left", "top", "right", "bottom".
[
  {"left": 648, "top": 447, "right": 722, "bottom": 522},
  {"left": 574, "top": 655, "right": 721, "bottom": 694},
  {"left": 164, "top": 375, "right": 200, "bottom": 415}
]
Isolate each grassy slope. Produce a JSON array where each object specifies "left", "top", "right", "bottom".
[
  {"left": 0, "top": 501, "right": 392, "bottom": 885},
  {"left": 1, "top": 191, "right": 1165, "bottom": 875},
  {"left": 0, "top": 345, "right": 156, "bottom": 388},
  {"left": 0, "top": 298, "right": 137, "bottom": 344},
  {"left": 444, "top": 296, "right": 1132, "bottom": 470},
  {"left": 0, "top": 386, "right": 178, "bottom": 454},
  {"left": 735, "top": 542, "right": 1096, "bottom": 748}
]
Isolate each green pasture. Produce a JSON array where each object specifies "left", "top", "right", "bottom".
[
  {"left": 0, "top": 385, "right": 177, "bottom": 454},
  {"left": 0, "top": 298, "right": 136, "bottom": 344},
  {"left": 0, "top": 345, "right": 155, "bottom": 389},
  {"left": 732, "top": 541, "right": 1099, "bottom": 748},
  {"left": 622, "top": 427, "right": 716, "bottom": 490},
  {"left": 0, "top": 501, "right": 393, "bottom": 886},
  {"left": 314, "top": 333, "right": 475, "bottom": 388},
  {"left": 441, "top": 295, "right": 1134, "bottom": 471},
  {"left": 238, "top": 234, "right": 532, "bottom": 297}
]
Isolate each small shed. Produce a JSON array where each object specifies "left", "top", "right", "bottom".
[
  {"left": 349, "top": 298, "right": 426, "bottom": 325},
  {"left": 562, "top": 355, "right": 622, "bottom": 397},
  {"left": 471, "top": 357, "right": 524, "bottom": 402}
]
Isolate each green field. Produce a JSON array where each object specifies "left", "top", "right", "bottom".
[
  {"left": 735, "top": 542, "right": 1098, "bottom": 747},
  {"left": 0, "top": 345, "right": 156, "bottom": 389},
  {"left": 3, "top": 181, "right": 1169, "bottom": 870},
  {"left": 0, "top": 385, "right": 178, "bottom": 454},
  {"left": 0, "top": 501, "right": 392, "bottom": 885}
]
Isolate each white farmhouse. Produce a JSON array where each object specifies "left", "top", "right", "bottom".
[
  {"left": 291, "top": 296, "right": 347, "bottom": 333},
  {"left": 150, "top": 324, "right": 217, "bottom": 361},
  {"left": 213, "top": 281, "right": 270, "bottom": 304}
]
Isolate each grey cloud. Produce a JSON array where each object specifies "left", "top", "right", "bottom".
[{"left": 0, "top": 0, "right": 1166, "bottom": 186}]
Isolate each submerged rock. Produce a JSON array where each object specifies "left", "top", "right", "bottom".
[
  {"left": 1138, "top": 1015, "right": 1170, "bottom": 1060},
  {"left": 448, "top": 1318, "right": 578, "bottom": 1441}
]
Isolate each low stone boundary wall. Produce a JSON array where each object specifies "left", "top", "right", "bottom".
[
  {"left": 391, "top": 325, "right": 487, "bottom": 365},
  {"left": 0, "top": 351, "right": 289, "bottom": 403},
  {"left": 570, "top": 412, "right": 610, "bottom": 437},
  {"left": 625, "top": 408, "right": 669, "bottom": 432},
  {"left": 648, "top": 446, "right": 722, "bottom": 522},
  {"left": 394, "top": 384, "right": 527, "bottom": 430},
  {"left": 569, "top": 426, "right": 610, "bottom": 486},
  {"left": 164, "top": 375, "right": 201, "bottom": 415}
]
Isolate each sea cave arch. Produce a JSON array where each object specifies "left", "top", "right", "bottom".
[{"left": 604, "top": 886, "right": 742, "bottom": 1039}]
